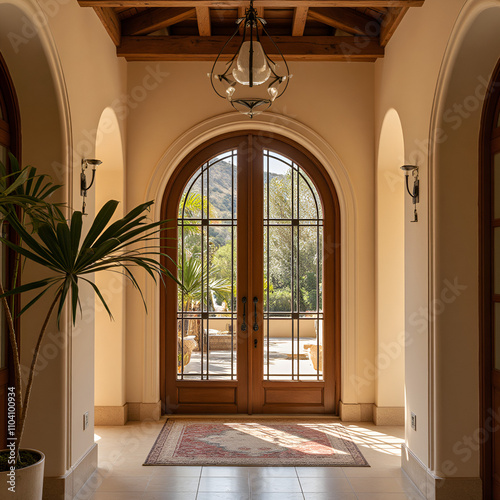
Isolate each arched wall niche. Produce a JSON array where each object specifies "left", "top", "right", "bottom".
[
  {"left": 429, "top": 0, "right": 500, "bottom": 482},
  {"left": 94, "top": 108, "right": 126, "bottom": 419},
  {"left": 375, "top": 109, "right": 405, "bottom": 422},
  {"left": 139, "top": 112, "right": 362, "bottom": 415},
  {"left": 0, "top": 0, "right": 72, "bottom": 478}
]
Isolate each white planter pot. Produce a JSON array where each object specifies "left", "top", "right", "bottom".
[{"left": 0, "top": 449, "right": 45, "bottom": 500}]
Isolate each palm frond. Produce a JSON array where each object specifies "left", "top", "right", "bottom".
[{"left": 0, "top": 200, "right": 180, "bottom": 325}]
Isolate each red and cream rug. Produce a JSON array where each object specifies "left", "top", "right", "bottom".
[{"left": 144, "top": 418, "right": 369, "bottom": 467}]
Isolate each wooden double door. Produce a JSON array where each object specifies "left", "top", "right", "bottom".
[{"left": 161, "top": 133, "right": 340, "bottom": 414}]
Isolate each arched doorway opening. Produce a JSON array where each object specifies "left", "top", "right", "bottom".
[
  {"left": 0, "top": 1, "right": 68, "bottom": 476},
  {"left": 429, "top": 1, "right": 500, "bottom": 495},
  {"left": 160, "top": 133, "right": 340, "bottom": 414}
]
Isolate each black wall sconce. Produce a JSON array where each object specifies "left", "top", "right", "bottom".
[
  {"left": 400, "top": 165, "right": 419, "bottom": 222},
  {"left": 81, "top": 158, "right": 102, "bottom": 215}
]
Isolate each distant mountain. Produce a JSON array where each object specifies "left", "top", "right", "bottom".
[
  {"left": 206, "top": 160, "right": 235, "bottom": 220},
  {"left": 206, "top": 160, "right": 282, "bottom": 247}
]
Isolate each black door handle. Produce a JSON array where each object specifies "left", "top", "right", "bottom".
[
  {"left": 253, "top": 296, "right": 259, "bottom": 331},
  {"left": 254, "top": 338, "right": 258, "bottom": 348},
  {"left": 241, "top": 296, "right": 247, "bottom": 331}
]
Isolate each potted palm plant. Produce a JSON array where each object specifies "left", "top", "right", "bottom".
[{"left": 0, "top": 155, "right": 178, "bottom": 499}]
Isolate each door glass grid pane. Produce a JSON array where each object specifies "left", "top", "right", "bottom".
[
  {"left": 177, "top": 150, "right": 237, "bottom": 380},
  {"left": 263, "top": 150, "right": 324, "bottom": 381}
]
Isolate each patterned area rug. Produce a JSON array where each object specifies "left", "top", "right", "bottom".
[{"left": 144, "top": 418, "right": 369, "bottom": 467}]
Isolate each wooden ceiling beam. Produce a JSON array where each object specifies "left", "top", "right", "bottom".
[
  {"left": 93, "top": 7, "right": 121, "bottom": 45},
  {"left": 292, "top": 6, "right": 308, "bottom": 36},
  {"left": 308, "top": 7, "right": 377, "bottom": 35},
  {"left": 117, "top": 35, "right": 384, "bottom": 61},
  {"left": 379, "top": 6, "right": 408, "bottom": 46},
  {"left": 122, "top": 7, "right": 195, "bottom": 35},
  {"left": 80, "top": 1, "right": 425, "bottom": 8},
  {"left": 196, "top": 6, "right": 212, "bottom": 35},
  {"left": 238, "top": 6, "right": 245, "bottom": 33},
  {"left": 256, "top": 6, "right": 264, "bottom": 33}
]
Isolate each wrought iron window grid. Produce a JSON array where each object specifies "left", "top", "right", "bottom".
[
  {"left": 178, "top": 151, "right": 238, "bottom": 381},
  {"left": 176, "top": 148, "right": 324, "bottom": 382},
  {"left": 263, "top": 150, "right": 324, "bottom": 381}
]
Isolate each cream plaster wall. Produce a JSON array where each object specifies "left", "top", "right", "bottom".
[
  {"left": 0, "top": 1, "right": 69, "bottom": 477},
  {"left": 45, "top": 0, "right": 127, "bottom": 470},
  {"left": 0, "top": 0, "right": 127, "bottom": 479},
  {"left": 375, "top": 0, "right": 500, "bottom": 485},
  {"left": 1, "top": 0, "right": 496, "bottom": 492},
  {"left": 44, "top": 0, "right": 127, "bottom": 470},
  {"left": 430, "top": 1, "right": 500, "bottom": 480},
  {"left": 124, "top": 61, "right": 377, "bottom": 407},
  {"left": 375, "top": 0, "right": 466, "bottom": 469}
]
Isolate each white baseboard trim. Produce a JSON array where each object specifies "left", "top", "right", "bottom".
[
  {"left": 401, "top": 444, "right": 482, "bottom": 499},
  {"left": 43, "top": 442, "right": 98, "bottom": 500}
]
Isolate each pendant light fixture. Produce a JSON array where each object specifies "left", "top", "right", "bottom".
[{"left": 208, "top": 0, "right": 291, "bottom": 118}]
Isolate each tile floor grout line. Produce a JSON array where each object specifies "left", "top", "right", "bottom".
[
  {"left": 248, "top": 468, "right": 252, "bottom": 499},
  {"left": 195, "top": 467, "right": 204, "bottom": 499},
  {"left": 296, "top": 471, "right": 306, "bottom": 500},
  {"left": 91, "top": 421, "right": 409, "bottom": 500}
]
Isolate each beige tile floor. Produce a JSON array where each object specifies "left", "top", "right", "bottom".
[{"left": 74, "top": 418, "right": 424, "bottom": 500}]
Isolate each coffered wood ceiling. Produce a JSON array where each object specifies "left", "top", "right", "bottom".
[{"left": 78, "top": 0, "right": 424, "bottom": 62}]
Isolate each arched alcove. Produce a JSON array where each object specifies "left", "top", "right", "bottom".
[
  {"left": 0, "top": 0, "right": 70, "bottom": 478},
  {"left": 94, "top": 107, "right": 126, "bottom": 424},
  {"left": 375, "top": 109, "right": 405, "bottom": 423},
  {"left": 430, "top": 0, "right": 500, "bottom": 487}
]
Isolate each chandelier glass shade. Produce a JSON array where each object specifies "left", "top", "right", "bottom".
[{"left": 208, "top": 0, "right": 291, "bottom": 118}]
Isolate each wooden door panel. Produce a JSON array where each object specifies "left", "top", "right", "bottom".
[
  {"left": 162, "top": 136, "right": 250, "bottom": 414},
  {"left": 264, "top": 386, "right": 324, "bottom": 405},
  {"left": 178, "top": 386, "right": 237, "bottom": 404},
  {"left": 250, "top": 138, "right": 338, "bottom": 415}
]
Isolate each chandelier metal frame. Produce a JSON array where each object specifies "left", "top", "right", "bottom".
[{"left": 208, "top": 0, "right": 291, "bottom": 117}]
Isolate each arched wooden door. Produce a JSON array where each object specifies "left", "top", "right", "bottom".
[{"left": 161, "top": 133, "right": 340, "bottom": 414}]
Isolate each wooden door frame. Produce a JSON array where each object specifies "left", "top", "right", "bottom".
[
  {"left": 0, "top": 50, "right": 21, "bottom": 449},
  {"left": 159, "top": 131, "right": 341, "bottom": 415},
  {"left": 479, "top": 57, "right": 500, "bottom": 500}
]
